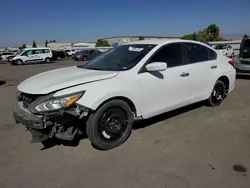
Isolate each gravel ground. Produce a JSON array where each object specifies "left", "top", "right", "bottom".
[{"left": 0, "top": 59, "right": 250, "bottom": 188}]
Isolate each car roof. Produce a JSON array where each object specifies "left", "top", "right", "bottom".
[
  {"left": 122, "top": 39, "right": 206, "bottom": 46},
  {"left": 25, "top": 47, "right": 51, "bottom": 50}
]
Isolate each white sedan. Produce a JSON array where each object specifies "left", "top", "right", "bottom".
[{"left": 14, "top": 39, "right": 236, "bottom": 150}]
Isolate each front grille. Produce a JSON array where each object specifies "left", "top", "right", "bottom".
[{"left": 19, "top": 93, "right": 44, "bottom": 108}]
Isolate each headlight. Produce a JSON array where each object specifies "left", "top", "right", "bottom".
[{"left": 34, "top": 92, "right": 84, "bottom": 112}]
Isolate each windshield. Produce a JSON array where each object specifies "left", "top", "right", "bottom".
[
  {"left": 215, "top": 44, "right": 227, "bottom": 50},
  {"left": 77, "top": 44, "right": 156, "bottom": 71}
]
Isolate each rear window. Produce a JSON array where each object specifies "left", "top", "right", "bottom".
[{"left": 243, "top": 39, "right": 250, "bottom": 48}]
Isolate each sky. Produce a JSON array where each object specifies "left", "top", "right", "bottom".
[{"left": 0, "top": 0, "right": 250, "bottom": 47}]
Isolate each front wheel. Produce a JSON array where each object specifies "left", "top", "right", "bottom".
[
  {"left": 86, "top": 100, "right": 134, "bottom": 150},
  {"left": 45, "top": 58, "right": 51, "bottom": 63},
  {"left": 16, "top": 59, "right": 23, "bottom": 65},
  {"left": 207, "top": 80, "right": 226, "bottom": 107}
]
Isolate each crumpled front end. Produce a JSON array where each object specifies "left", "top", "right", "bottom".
[{"left": 13, "top": 92, "right": 90, "bottom": 143}]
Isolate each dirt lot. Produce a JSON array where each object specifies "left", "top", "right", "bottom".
[{"left": 0, "top": 60, "right": 250, "bottom": 188}]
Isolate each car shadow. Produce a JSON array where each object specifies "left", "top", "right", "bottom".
[{"left": 40, "top": 102, "right": 204, "bottom": 150}]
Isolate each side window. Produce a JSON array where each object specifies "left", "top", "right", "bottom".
[
  {"left": 208, "top": 49, "right": 217, "bottom": 60},
  {"left": 149, "top": 43, "right": 183, "bottom": 68},
  {"left": 43, "top": 49, "right": 50, "bottom": 53},
  {"left": 22, "top": 50, "right": 33, "bottom": 56},
  {"left": 34, "top": 49, "right": 43, "bottom": 54},
  {"left": 185, "top": 43, "right": 210, "bottom": 64}
]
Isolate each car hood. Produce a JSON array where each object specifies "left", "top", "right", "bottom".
[{"left": 17, "top": 66, "right": 119, "bottom": 94}]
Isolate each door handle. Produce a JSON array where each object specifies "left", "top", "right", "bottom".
[
  {"left": 211, "top": 65, "right": 217, "bottom": 69},
  {"left": 180, "top": 72, "right": 189, "bottom": 77}
]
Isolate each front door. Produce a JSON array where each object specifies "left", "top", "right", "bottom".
[{"left": 137, "top": 43, "right": 190, "bottom": 118}]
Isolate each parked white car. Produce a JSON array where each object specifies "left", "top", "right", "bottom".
[
  {"left": 214, "top": 44, "right": 234, "bottom": 57},
  {"left": 13, "top": 39, "right": 236, "bottom": 150},
  {"left": 0, "top": 52, "right": 15, "bottom": 61},
  {"left": 64, "top": 49, "right": 75, "bottom": 56},
  {"left": 11, "top": 48, "right": 53, "bottom": 65}
]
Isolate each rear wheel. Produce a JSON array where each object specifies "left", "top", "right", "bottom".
[
  {"left": 86, "top": 100, "right": 133, "bottom": 150},
  {"left": 207, "top": 80, "right": 226, "bottom": 107}
]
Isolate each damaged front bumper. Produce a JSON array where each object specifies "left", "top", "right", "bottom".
[
  {"left": 13, "top": 102, "right": 89, "bottom": 142},
  {"left": 13, "top": 102, "right": 55, "bottom": 142}
]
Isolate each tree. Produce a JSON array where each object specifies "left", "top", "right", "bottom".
[
  {"left": 48, "top": 40, "right": 56, "bottom": 43},
  {"left": 206, "top": 24, "right": 220, "bottom": 41},
  {"left": 22, "top": 44, "right": 27, "bottom": 49},
  {"left": 243, "top": 34, "right": 249, "bottom": 39},
  {"left": 181, "top": 34, "right": 193, "bottom": 40},
  {"left": 45, "top": 40, "right": 48, "bottom": 47},
  {"left": 192, "top": 32, "right": 197, "bottom": 41},
  {"left": 138, "top": 36, "right": 145, "bottom": 40},
  {"left": 95, "top": 39, "right": 110, "bottom": 47},
  {"left": 181, "top": 24, "right": 226, "bottom": 42},
  {"left": 32, "top": 40, "right": 37, "bottom": 48}
]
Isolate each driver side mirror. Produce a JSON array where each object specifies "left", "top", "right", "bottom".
[{"left": 145, "top": 62, "right": 167, "bottom": 72}]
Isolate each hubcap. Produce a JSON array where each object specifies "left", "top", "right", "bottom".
[{"left": 98, "top": 107, "right": 128, "bottom": 142}]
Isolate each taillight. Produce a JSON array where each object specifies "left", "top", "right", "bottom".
[{"left": 228, "top": 60, "right": 236, "bottom": 68}]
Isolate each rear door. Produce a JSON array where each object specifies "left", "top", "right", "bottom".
[{"left": 183, "top": 42, "right": 218, "bottom": 103}]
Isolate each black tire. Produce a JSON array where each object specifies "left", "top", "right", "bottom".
[
  {"left": 82, "top": 56, "right": 87, "bottom": 61},
  {"left": 16, "top": 59, "right": 23, "bottom": 65},
  {"left": 45, "top": 58, "right": 51, "bottom": 63},
  {"left": 86, "top": 99, "right": 134, "bottom": 150},
  {"left": 57, "top": 56, "right": 61, "bottom": 60},
  {"left": 207, "top": 80, "right": 226, "bottom": 107}
]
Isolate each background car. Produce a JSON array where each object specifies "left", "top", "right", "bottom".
[
  {"left": 64, "top": 49, "right": 75, "bottom": 57},
  {"left": 51, "top": 50, "right": 66, "bottom": 61},
  {"left": 239, "top": 37, "right": 250, "bottom": 59},
  {"left": 72, "top": 49, "right": 102, "bottom": 61},
  {"left": 7, "top": 54, "right": 17, "bottom": 62},
  {"left": 0, "top": 52, "right": 15, "bottom": 61},
  {"left": 214, "top": 44, "right": 234, "bottom": 58},
  {"left": 235, "top": 37, "right": 250, "bottom": 75}
]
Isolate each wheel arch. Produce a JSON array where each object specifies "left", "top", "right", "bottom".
[
  {"left": 217, "top": 75, "right": 230, "bottom": 93},
  {"left": 94, "top": 96, "right": 137, "bottom": 117}
]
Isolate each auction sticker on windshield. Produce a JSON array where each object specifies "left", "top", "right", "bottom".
[{"left": 128, "top": 46, "right": 144, "bottom": 52}]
